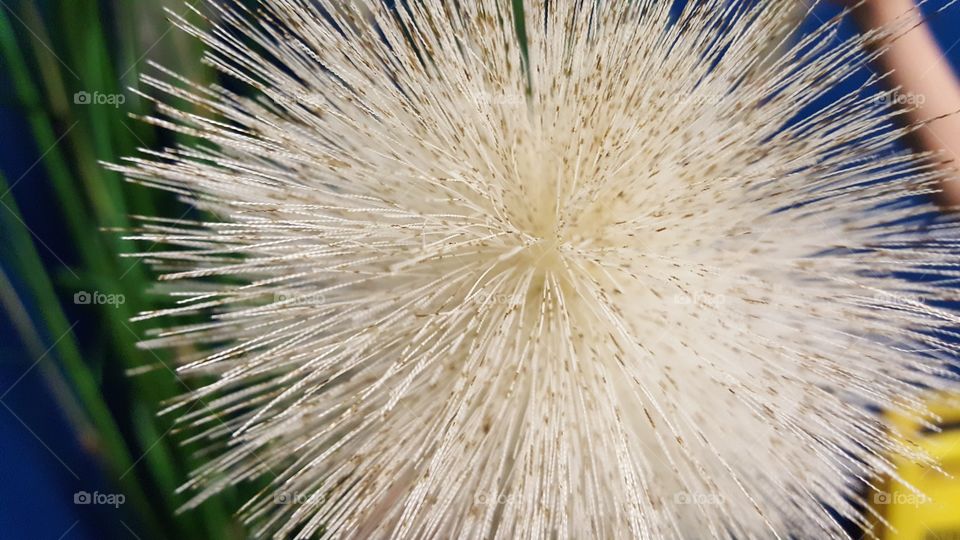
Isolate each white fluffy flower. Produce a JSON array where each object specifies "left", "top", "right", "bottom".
[{"left": 116, "top": 0, "right": 960, "bottom": 538}]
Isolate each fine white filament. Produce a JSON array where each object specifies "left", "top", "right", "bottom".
[{"left": 114, "top": 0, "right": 960, "bottom": 538}]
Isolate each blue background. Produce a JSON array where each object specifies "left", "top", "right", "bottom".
[{"left": 1, "top": 1, "right": 960, "bottom": 538}]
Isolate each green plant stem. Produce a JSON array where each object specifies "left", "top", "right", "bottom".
[{"left": 0, "top": 171, "right": 165, "bottom": 536}]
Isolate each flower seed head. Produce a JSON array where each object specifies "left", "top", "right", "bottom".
[{"left": 115, "top": 1, "right": 960, "bottom": 538}]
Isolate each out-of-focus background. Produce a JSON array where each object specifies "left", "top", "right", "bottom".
[{"left": 1, "top": 1, "right": 959, "bottom": 539}]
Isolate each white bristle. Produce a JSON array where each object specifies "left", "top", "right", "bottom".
[{"left": 114, "top": 0, "right": 960, "bottom": 538}]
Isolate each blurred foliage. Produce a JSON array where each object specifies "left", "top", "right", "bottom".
[{"left": 0, "top": 0, "right": 245, "bottom": 537}]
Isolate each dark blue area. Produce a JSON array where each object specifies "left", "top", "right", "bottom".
[{"left": 1, "top": 2, "right": 960, "bottom": 539}]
